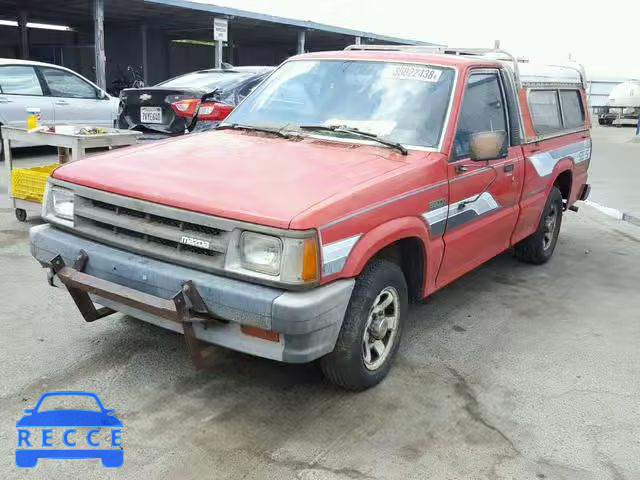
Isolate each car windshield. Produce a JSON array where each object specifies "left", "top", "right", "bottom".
[
  {"left": 225, "top": 60, "right": 455, "bottom": 148},
  {"left": 37, "top": 395, "right": 101, "bottom": 412},
  {"left": 156, "top": 71, "right": 254, "bottom": 90}
]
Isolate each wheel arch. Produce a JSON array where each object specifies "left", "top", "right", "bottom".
[
  {"left": 338, "top": 217, "right": 430, "bottom": 302},
  {"left": 553, "top": 168, "right": 573, "bottom": 205}
]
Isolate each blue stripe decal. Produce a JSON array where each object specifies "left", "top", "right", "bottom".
[
  {"left": 422, "top": 192, "right": 501, "bottom": 236},
  {"left": 322, "top": 234, "right": 361, "bottom": 276},
  {"left": 529, "top": 139, "right": 591, "bottom": 177}
]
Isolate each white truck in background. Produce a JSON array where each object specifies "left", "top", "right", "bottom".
[{"left": 597, "top": 81, "right": 640, "bottom": 127}]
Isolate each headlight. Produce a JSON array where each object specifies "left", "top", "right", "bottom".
[
  {"left": 227, "top": 231, "right": 319, "bottom": 286},
  {"left": 51, "top": 187, "right": 74, "bottom": 220},
  {"left": 240, "top": 232, "right": 282, "bottom": 275},
  {"left": 42, "top": 183, "right": 74, "bottom": 227}
]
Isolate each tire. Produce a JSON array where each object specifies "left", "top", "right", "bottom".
[
  {"left": 514, "top": 186, "right": 563, "bottom": 265},
  {"left": 320, "top": 259, "right": 408, "bottom": 391},
  {"left": 15, "top": 208, "right": 27, "bottom": 222}
]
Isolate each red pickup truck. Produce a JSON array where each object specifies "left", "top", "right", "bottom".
[{"left": 31, "top": 46, "right": 591, "bottom": 390}]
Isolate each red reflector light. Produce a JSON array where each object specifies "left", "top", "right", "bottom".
[
  {"left": 241, "top": 325, "right": 280, "bottom": 342},
  {"left": 197, "top": 102, "right": 234, "bottom": 121},
  {"left": 170, "top": 98, "right": 200, "bottom": 117}
]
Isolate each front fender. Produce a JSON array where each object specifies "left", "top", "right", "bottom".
[{"left": 341, "top": 217, "right": 431, "bottom": 278}]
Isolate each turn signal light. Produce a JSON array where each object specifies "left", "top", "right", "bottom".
[{"left": 301, "top": 238, "right": 319, "bottom": 282}]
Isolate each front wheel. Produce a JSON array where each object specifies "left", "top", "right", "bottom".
[
  {"left": 320, "top": 259, "right": 408, "bottom": 391},
  {"left": 514, "top": 186, "right": 563, "bottom": 264}
]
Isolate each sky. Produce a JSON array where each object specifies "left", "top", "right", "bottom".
[{"left": 193, "top": 0, "right": 640, "bottom": 79}]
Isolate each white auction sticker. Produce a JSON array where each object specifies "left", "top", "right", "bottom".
[{"left": 388, "top": 65, "right": 442, "bottom": 82}]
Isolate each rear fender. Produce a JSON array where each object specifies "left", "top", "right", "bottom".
[{"left": 548, "top": 159, "right": 574, "bottom": 203}]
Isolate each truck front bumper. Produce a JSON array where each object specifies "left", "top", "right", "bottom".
[{"left": 30, "top": 224, "right": 354, "bottom": 364}]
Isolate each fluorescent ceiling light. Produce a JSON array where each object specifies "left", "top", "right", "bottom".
[{"left": 0, "top": 20, "right": 74, "bottom": 31}]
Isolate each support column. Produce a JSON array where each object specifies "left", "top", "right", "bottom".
[
  {"left": 297, "top": 30, "right": 306, "bottom": 55},
  {"left": 18, "top": 9, "right": 29, "bottom": 59},
  {"left": 141, "top": 24, "right": 149, "bottom": 85},
  {"left": 355, "top": 36, "right": 362, "bottom": 46},
  {"left": 215, "top": 41, "right": 223, "bottom": 69},
  {"left": 93, "top": 0, "right": 106, "bottom": 90}
]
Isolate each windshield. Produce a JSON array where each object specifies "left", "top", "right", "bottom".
[
  {"left": 156, "top": 71, "right": 254, "bottom": 90},
  {"left": 225, "top": 60, "right": 455, "bottom": 148}
]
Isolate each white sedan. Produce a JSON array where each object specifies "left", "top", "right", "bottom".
[{"left": 0, "top": 58, "right": 120, "bottom": 149}]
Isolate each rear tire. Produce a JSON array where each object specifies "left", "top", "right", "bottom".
[
  {"left": 320, "top": 259, "right": 408, "bottom": 391},
  {"left": 514, "top": 186, "right": 563, "bottom": 265}
]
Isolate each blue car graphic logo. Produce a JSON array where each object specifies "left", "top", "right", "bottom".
[{"left": 16, "top": 391, "right": 123, "bottom": 468}]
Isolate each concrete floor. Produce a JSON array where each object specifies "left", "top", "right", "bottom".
[
  {"left": 588, "top": 126, "right": 640, "bottom": 217},
  {"left": 0, "top": 128, "right": 639, "bottom": 479}
]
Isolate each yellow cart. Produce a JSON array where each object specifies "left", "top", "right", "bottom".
[{"left": 2, "top": 126, "right": 141, "bottom": 221}]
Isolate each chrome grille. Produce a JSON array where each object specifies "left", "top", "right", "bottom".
[{"left": 73, "top": 192, "right": 235, "bottom": 271}]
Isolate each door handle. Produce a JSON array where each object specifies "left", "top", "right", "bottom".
[
  {"left": 55, "top": 100, "right": 70, "bottom": 106},
  {"left": 503, "top": 164, "right": 514, "bottom": 173}
]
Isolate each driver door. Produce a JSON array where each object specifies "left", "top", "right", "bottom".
[{"left": 436, "top": 69, "right": 524, "bottom": 287}]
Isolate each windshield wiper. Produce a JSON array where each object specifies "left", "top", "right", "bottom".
[
  {"left": 217, "top": 123, "right": 292, "bottom": 139},
  {"left": 298, "top": 124, "right": 408, "bottom": 155}
]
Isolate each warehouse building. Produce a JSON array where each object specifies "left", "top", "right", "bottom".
[{"left": 0, "top": 0, "right": 429, "bottom": 91}]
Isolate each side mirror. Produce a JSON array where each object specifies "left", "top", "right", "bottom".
[
  {"left": 469, "top": 131, "right": 507, "bottom": 161},
  {"left": 97, "top": 90, "right": 109, "bottom": 100}
]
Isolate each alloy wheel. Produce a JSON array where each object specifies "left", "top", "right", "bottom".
[{"left": 362, "top": 286, "right": 400, "bottom": 371}]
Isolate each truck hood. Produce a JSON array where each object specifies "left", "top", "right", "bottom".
[{"left": 53, "top": 131, "right": 410, "bottom": 229}]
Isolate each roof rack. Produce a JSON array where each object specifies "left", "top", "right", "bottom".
[
  {"left": 545, "top": 63, "right": 588, "bottom": 90},
  {"left": 345, "top": 44, "right": 523, "bottom": 88},
  {"left": 345, "top": 44, "right": 589, "bottom": 90},
  {"left": 345, "top": 44, "right": 446, "bottom": 54}
]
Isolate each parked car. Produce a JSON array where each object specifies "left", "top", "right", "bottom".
[
  {"left": 0, "top": 59, "right": 119, "bottom": 151},
  {"left": 31, "top": 46, "right": 591, "bottom": 391},
  {"left": 117, "top": 66, "right": 274, "bottom": 137}
]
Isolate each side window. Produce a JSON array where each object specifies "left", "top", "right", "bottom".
[
  {"left": 453, "top": 72, "right": 507, "bottom": 160},
  {"left": 529, "top": 90, "right": 562, "bottom": 134},
  {"left": 559, "top": 90, "right": 585, "bottom": 129},
  {"left": 0, "top": 66, "right": 43, "bottom": 95},
  {"left": 40, "top": 67, "right": 97, "bottom": 99}
]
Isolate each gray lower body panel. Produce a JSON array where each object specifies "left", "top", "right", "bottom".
[{"left": 30, "top": 224, "right": 355, "bottom": 363}]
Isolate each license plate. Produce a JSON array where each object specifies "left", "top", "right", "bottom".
[{"left": 140, "top": 107, "right": 162, "bottom": 124}]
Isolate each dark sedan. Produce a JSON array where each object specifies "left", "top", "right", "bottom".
[{"left": 118, "top": 66, "right": 274, "bottom": 137}]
